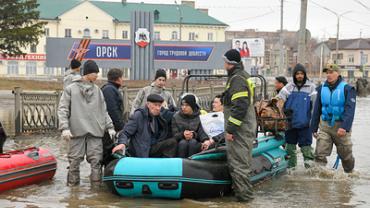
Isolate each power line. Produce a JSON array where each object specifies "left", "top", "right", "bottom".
[
  {"left": 353, "top": 0, "right": 370, "bottom": 11},
  {"left": 227, "top": 9, "right": 276, "bottom": 23}
]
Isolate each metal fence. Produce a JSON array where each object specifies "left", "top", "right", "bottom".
[
  {"left": 13, "top": 87, "right": 62, "bottom": 135},
  {"left": 13, "top": 85, "right": 225, "bottom": 135}
]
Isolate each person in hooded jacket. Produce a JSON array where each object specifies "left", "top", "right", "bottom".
[
  {"left": 130, "top": 69, "right": 176, "bottom": 116},
  {"left": 58, "top": 60, "right": 115, "bottom": 186},
  {"left": 63, "top": 59, "right": 81, "bottom": 89},
  {"left": 172, "top": 94, "right": 213, "bottom": 158},
  {"left": 277, "top": 63, "right": 317, "bottom": 169}
]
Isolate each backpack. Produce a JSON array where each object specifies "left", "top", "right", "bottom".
[{"left": 255, "top": 99, "right": 287, "bottom": 132}]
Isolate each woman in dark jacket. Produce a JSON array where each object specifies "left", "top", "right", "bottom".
[{"left": 171, "top": 94, "right": 212, "bottom": 158}]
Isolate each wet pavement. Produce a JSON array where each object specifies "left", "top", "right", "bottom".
[{"left": 0, "top": 95, "right": 370, "bottom": 207}]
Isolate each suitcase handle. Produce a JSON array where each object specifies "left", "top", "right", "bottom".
[
  {"left": 115, "top": 181, "right": 133, "bottom": 189},
  {"left": 158, "top": 182, "right": 179, "bottom": 190}
]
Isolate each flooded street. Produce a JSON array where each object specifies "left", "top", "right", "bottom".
[{"left": 1, "top": 96, "right": 370, "bottom": 207}]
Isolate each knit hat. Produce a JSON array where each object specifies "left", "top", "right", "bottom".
[
  {"left": 275, "top": 76, "right": 288, "bottom": 86},
  {"left": 181, "top": 94, "right": 197, "bottom": 111},
  {"left": 223, "top": 49, "right": 241, "bottom": 64},
  {"left": 70, "top": 59, "right": 81, "bottom": 69},
  {"left": 83, "top": 60, "right": 99, "bottom": 75},
  {"left": 154, "top": 69, "right": 167, "bottom": 80},
  {"left": 323, "top": 64, "right": 340, "bottom": 73},
  {"left": 147, "top": 94, "right": 164, "bottom": 103}
]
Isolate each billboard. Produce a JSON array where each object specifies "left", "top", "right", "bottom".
[
  {"left": 46, "top": 37, "right": 230, "bottom": 70},
  {"left": 232, "top": 38, "right": 265, "bottom": 57},
  {"left": 154, "top": 45, "right": 213, "bottom": 61}
]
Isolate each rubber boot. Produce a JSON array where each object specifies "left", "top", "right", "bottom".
[
  {"left": 301, "top": 146, "right": 315, "bottom": 169},
  {"left": 286, "top": 144, "right": 297, "bottom": 169}
]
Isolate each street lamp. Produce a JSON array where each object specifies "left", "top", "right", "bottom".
[
  {"left": 175, "top": 0, "right": 183, "bottom": 41},
  {"left": 318, "top": 6, "right": 352, "bottom": 63}
]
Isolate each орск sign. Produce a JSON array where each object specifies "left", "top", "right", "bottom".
[
  {"left": 68, "top": 40, "right": 130, "bottom": 60},
  {"left": 46, "top": 37, "right": 229, "bottom": 69}
]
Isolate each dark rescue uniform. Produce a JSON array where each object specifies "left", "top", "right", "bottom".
[{"left": 222, "top": 64, "right": 256, "bottom": 201}]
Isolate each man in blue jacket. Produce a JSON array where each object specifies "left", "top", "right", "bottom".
[
  {"left": 311, "top": 64, "right": 356, "bottom": 173},
  {"left": 277, "top": 63, "right": 316, "bottom": 169},
  {"left": 112, "top": 94, "right": 177, "bottom": 158}
]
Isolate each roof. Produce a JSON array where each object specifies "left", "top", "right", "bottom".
[
  {"left": 36, "top": 0, "right": 228, "bottom": 26},
  {"left": 325, "top": 38, "right": 370, "bottom": 50},
  {"left": 37, "top": 0, "right": 82, "bottom": 20}
]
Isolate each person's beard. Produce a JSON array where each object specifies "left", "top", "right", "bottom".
[{"left": 296, "top": 79, "right": 304, "bottom": 86}]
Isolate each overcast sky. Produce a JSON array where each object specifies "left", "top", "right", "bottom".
[{"left": 105, "top": 0, "right": 370, "bottom": 40}]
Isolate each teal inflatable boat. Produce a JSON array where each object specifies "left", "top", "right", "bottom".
[{"left": 103, "top": 134, "right": 288, "bottom": 199}]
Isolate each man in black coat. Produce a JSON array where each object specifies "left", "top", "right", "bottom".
[
  {"left": 102, "top": 68, "right": 125, "bottom": 131},
  {"left": 101, "top": 68, "right": 125, "bottom": 165},
  {"left": 113, "top": 94, "right": 177, "bottom": 158}
]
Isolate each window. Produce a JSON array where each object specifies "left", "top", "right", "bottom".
[
  {"left": 7, "top": 61, "right": 19, "bottom": 75},
  {"left": 30, "top": 44, "right": 37, "bottom": 53},
  {"left": 154, "top": 31, "right": 160, "bottom": 40},
  {"left": 122, "top": 30, "right": 128, "bottom": 39},
  {"left": 102, "top": 30, "right": 109, "bottom": 39},
  {"left": 364, "top": 54, "right": 368, "bottom": 64},
  {"left": 332, "top": 53, "right": 343, "bottom": 60},
  {"left": 44, "top": 67, "right": 55, "bottom": 76},
  {"left": 189, "top": 32, "right": 195, "bottom": 41},
  {"left": 207, "top": 33, "right": 213, "bottom": 41},
  {"left": 83, "top": 28, "right": 90, "bottom": 38},
  {"left": 348, "top": 54, "right": 354, "bottom": 63},
  {"left": 26, "top": 62, "right": 37, "bottom": 75},
  {"left": 65, "top": 29, "right": 72, "bottom": 38},
  {"left": 45, "top": 28, "right": 50, "bottom": 37},
  {"left": 171, "top": 31, "right": 178, "bottom": 40}
]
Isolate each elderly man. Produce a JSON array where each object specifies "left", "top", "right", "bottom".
[
  {"left": 311, "top": 64, "right": 356, "bottom": 173},
  {"left": 113, "top": 94, "right": 177, "bottom": 158}
]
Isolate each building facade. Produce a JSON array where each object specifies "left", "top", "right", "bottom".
[
  {"left": 315, "top": 38, "right": 370, "bottom": 79},
  {"left": 0, "top": 0, "right": 227, "bottom": 79}
]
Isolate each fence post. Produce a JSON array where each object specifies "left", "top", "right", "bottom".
[
  {"left": 56, "top": 90, "right": 62, "bottom": 129},
  {"left": 13, "top": 87, "right": 22, "bottom": 135},
  {"left": 210, "top": 84, "right": 214, "bottom": 100},
  {"left": 122, "top": 86, "right": 129, "bottom": 120}
]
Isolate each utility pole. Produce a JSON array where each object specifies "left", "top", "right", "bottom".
[
  {"left": 335, "top": 16, "right": 340, "bottom": 63},
  {"left": 297, "top": 0, "right": 308, "bottom": 64},
  {"left": 279, "top": 0, "right": 284, "bottom": 75},
  {"left": 319, "top": 43, "right": 324, "bottom": 81}
]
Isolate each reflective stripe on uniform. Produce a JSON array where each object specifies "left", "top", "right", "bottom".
[
  {"left": 228, "top": 116, "right": 242, "bottom": 126},
  {"left": 231, "top": 91, "right": 249, "bottom": 101}
]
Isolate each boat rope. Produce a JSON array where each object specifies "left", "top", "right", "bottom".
[{"left": 332, "top": 155, "right": 340, "bottom": 169}]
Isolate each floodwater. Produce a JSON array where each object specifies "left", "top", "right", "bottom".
[{"left": 1, "top": 93, "right": 370, "bottom": 207}]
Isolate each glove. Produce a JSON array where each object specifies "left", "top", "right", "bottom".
[
  {"left": 108, "top": 129, "right": 116, "bottom": 140},
  {"left": 62, "top": 130, "right": 73, "bottom": 140}
]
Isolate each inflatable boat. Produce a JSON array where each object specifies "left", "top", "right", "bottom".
[
  {"left": 0, "top": 147, "right": 57, "bottom": 193},
  {"left": 103, "top": 134, "right": 288, "bottom": 199}
]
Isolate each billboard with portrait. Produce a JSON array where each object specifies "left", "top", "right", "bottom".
[{"left": 232, "top": 38, "right": 265, "bottom": 57}]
